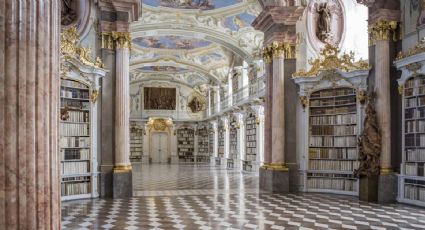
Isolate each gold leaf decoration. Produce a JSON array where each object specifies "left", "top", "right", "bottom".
[
  {"left": 61, "top": 26, "right": 104, "bottom": 68},
  {"left": 396, "top": 37, "right": 425, "bottom": 60},
  {"left": 292, "top": 44, "right": 370, "bottom": 78}
]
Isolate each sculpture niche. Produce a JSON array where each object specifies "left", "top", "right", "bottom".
[
  {"left": 354, "top": 93, "right": 381, "bottom": 202},
  {"left": 316, "top": 3, "right": 332, "bottom": 42}
]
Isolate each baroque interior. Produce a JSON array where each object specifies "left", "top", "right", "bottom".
[{"left": 3, "top": 0, "right": 425, "bottom": 229}]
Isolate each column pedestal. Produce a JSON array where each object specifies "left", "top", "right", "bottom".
[
  {"left": 260, "top": 167, "right": 289, "bottom": 193},
  {"left": 113, "top": 171, "right": 133, "bottom": 198},
  {"left": 377, "top": 174, "right": 398, "bottom": 203}
]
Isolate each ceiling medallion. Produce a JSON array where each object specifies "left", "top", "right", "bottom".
[
  {"left": 293, "top": 44, "right": 370, "bottom": 78},
  {"left": 307, "top": 0, "right": 345, "bottom": 52}
]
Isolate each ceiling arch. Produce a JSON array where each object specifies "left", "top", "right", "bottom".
[{"left": 130, "top": 57, "right": 226, "bottom": 84}]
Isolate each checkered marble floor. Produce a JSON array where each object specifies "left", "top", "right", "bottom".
[{"left": 62, "top": 164, "right": 425, "bottom": 230}]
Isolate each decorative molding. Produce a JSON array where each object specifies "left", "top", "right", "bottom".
[
  {"left": 368, "top": 20, "right": 399, "bottom": 46},
  {"left": 293, "top": 44, "right": 370, "bottom": 78},
  {"left": 397, "top": 38, "right": 425, "bottom": 61},
  {"left": 61, "top": 26, "right": 104, "bottom": 68}
]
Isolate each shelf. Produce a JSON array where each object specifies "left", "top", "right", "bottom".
[
  {"left": 310, "top": 112, "right": 357, "bottom": 117},
  {"left": 61, "top": 97, "right": 90, "bottom": 101},
  {"left": 309, "top": 103, "right": 357, "bottom": 108}
]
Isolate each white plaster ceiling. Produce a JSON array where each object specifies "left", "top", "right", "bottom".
[{"left": 130, "top": 0, "right": 263, "bottom": 89}]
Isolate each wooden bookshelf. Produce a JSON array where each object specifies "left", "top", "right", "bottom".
[
  {"left": 177, "top": 128, "right": 195, "bottom": 162},
  {"left": 244, "top": 113, "right": 257, "bottom": 171},
  {"left": 209, "top": 127, "right": 214, "bottom": 157},
  {"left": 218, "top": 123, "right": 225, "bottom": 158},
  {"left": 60, "top": 79, "right": 95, "bottom": 200},
  {"left": 197, "top": 126, "right": 210, "bottom": 163},
  {"left": 399, "top": 76, "right": 425, "bottom": 205},
  {"left": 130, "top": 123, "right": 143, "bottom": 161},
  {"left": 307, "top": 88, "right": 359, "bottom": 195},
  {"left": 228, "top": 117, "right": 238, "bottom": 168}
]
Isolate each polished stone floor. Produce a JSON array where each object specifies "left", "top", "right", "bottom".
[{"left": 62, "top": 164, "right": 425, "bottom": 229}]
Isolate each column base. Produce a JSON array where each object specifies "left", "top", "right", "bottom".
[
  {"left": 100, "top": 166, "right": 114, "bottom": 198},
  {"left": 377, "top": 173, "right": 397, "bottom": 203},
  {"left": 171, "top": 156, "right": 179, "bottom": 164},
  {"left": 259, "top": 166, "right": 289, "bottom": 193},
  {"left": 359, "top": 175, "right": 379, "bottom": 202},
  {"left": 113, "top": 170, "right": 133, "bottom": 198}
]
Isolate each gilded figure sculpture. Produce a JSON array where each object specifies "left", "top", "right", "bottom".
[{"left": 354, "top": 93, "right": 381, "bottom": 177}]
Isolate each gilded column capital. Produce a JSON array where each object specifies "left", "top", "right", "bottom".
[
  {"left": 368, "top": 20, "right": 399, "bottom": 46},
  {"left": 101, "top": 31, "right": 132, "bottom": 50},
  {"left": 261, "top": 41, "right": 296, "bottom": 62}
]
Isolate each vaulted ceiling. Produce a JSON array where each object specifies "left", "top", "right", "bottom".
[{"left": 130, "top": 0, "right": 264, "bottom": 93}]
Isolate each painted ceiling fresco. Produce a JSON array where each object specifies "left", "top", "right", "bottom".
[
  {"left": 143, "top": 0, "right": 243, "bottom": 10},
  {"left": 133, "top": 36, "right": 212, "bottom": 49},
  {"left": 223, "top": 12, "right": 257, "bottom": 31},
  {"left": 137, "top": 66, "right": 189, "bottom": 72}
]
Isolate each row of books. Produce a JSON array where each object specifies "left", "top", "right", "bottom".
[
  {"left": 63, "top": 111, "right": 89, "bottom": 123},
  {"left": 310, "top": 88, "right": 355, "bottom": 98},
  {"left": 310, "top": 97, "right": 356, "bottom": 107},
  {"left": 177, "top": 134, "right": 194, "bottom": 138},
  {"left": 310, "top": 114, "right": 357, "bottom": 125},
  {"left": 405, "top": 97, "right": 425, "bottom": 108},
  {"left": 60, "top": 123, "right": 89, "bottom": 136},
  {"left": 309, "top": 148, "right": 358, "bottom": 159},
  {"left": 307, "top": 178, "right": 357, "bottom": 191},
  {"left": 61, "top": 149, "right": 90, "bottom": 161},
  {"left": 178, "top": 141, "right": 194, "bottom": 145},
  {"left": 61, "top": 182, "right": 90, "bottom": 196},
  {"left": 61, "top": 88, "right": 90, "bottom": 99},
  {"left": 245, "top": 154, "right": 256, "bottom": 161},
  {"left": 308, "top": 160, "right": 359, "bottom": 171},
  {"left": 406, "top": 149, "right": 425, "bottom": 162},
  {"left": 61, "top": 80, "right": 89, "bottom": 89},
  {"left": 405, "top": 135, "right": 425, "bottom": 147},
  {"left": 209, "top": 134, "right": 214, "bottom": 155},
  {"left": 246, "top": 147, "right": 257, "bottom": 154},
  {"left": 310, "top": 106, "right": 356, "bottom": 116},
  {"left": 247, "top": 142, "right": 256, "bottom": 148},
  {"left": 61, "top": 162, "right": 89, "bottom": 175},
  {"left": 309, "top": 136, "right": 357, "bottom": 147},
  {"left": 60, "top": 136, "right": 90, "bottom": 148},
  {"left": 405, "top": 120, "right": 425, "bottom": 133},
  {"left": 404, "top": 184, "right": 425, "bottom": 202},
  {"left": 406, "top": 77, "right": 425, "bottom": 88},
  {"left": 61, "top": 100, "right": 90, "bottom": 110},
  {"left": 405, "top": 163, "right": 424, "bottom": 176},
  {"left": 405, "top": 108, "right": 425, "bottom": 119},
  {"left": 311, "top": 125, "right": 357, "bottom": 136},
  {"left": 405, "top": 86, "right": 425, "bottom": 97}
]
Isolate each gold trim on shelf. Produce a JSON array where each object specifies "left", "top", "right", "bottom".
[
  {"left": 293, "top": 44, "right": 370, "bottom": 78},
  {"left": 397, "top": 38, "right": 425, "bottom": 60},
  {"left": 90, "top": 89, "right": 99, "bottom": 103},
  {"left": 300, "top": 96, "right": 309, "bottom": 108},
  {"left": 357, "top": 90, "right": 367, "bottom": 104},
  {"left": 368, "top": 20, "right": 399, "bottom": 46},
  {"left": 398, "top": 85, "right": 404, "bottom": 96},
  {"left": 61, "top": 26, "right": 104, "bottom": 68},
  {"left": 262, "top": 163, "right": 289, "bottom": 171},
  {"left": 113, "top": 164, "right": 132, "bottom": 172}
]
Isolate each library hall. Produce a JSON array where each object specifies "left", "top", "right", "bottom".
[{"left": 4, "top": 0, "right": 425, "bottom": 229}]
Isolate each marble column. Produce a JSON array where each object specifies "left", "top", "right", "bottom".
[
  {"left": 0, "top": 0, "right": 60, "bottom": 229},
  {"left": 112, "top": 32, "right": 132, "bottom": 198},
  {"left": 368, "top": 18, "right": 399, "bottom": 203},
  {"left": 114, "top": 34, "right": 131, "bottom": 172},
  {"left": 263, "top": 59, "right": 273, "bottom": 165},
  {"left": 271, "top": 49, "right": 286, "bottom": 166}
]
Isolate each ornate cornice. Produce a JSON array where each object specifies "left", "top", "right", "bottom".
[
  {"left": 396, "top": 38, "right": 425, "bottom": 61},
  {"left": 368, "top": 20, "right": 399, "bottom": 46},
  {"left": 261, "top": 41, "right": 295, "bottom": 62},
  {"left": 293, "top": 44, "right": 370, "bottom": 78}
]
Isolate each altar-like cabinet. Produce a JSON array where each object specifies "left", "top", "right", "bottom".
[{"left": 293, "top": 45, "right": 369, "bottom": 196}]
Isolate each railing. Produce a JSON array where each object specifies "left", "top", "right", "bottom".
[
  {"left": 139, "top": 110, "right": 203, "bottom": 121},
  {"left": 206, "top": 75, "right": 265, "bottom": 119}
]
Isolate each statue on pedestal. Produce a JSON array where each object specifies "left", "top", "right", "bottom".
[{"left": 316, "top": 3, "right": 332, "bottom": 42}]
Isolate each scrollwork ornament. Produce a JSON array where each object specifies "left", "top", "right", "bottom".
[
  {"left": 398, "top": 85, "right": 404, "bottom": 96},
  {"left": 300, "top": 96, "right": 309, "bottom": 108},
  {"left": 368, "top": 20, "right": 399, "bottom": 46}
]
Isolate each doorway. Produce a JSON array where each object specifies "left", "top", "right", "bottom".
[{"left": 151, "top": 132, "right": 169, "bottom": 163}]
